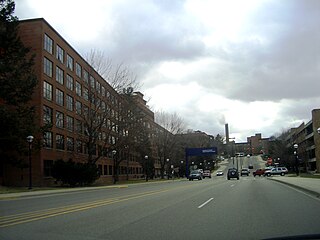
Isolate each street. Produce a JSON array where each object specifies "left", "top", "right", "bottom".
[{"left": 1, "top": 157, "right": 320, "bottom": 240}]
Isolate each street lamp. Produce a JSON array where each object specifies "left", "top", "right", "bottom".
[
  {"left": 293, "top": 144, "right": 299, "bottom": 176},
  {"left": 317, "top": 127, "right": 320, "bottom": 134},
  {"left": 145, "top": 155, "right": 148, "bottom": 181},
  {"left": 112, "top": 150, "right": 117, "bottom": 184},
  {"left": 166, "top": 158, "right": 170, "bottom": 179},
  {"left": 26, "top": 135, "right": 34, "bottom": 190}
]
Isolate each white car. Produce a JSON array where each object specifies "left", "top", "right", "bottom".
[{"left": 216, "top": 170, "right": 224, "bottom": 176}]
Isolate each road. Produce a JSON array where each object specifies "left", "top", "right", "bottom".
[{"left": 1, "top": 157, "right": 320, "bottom": 240}]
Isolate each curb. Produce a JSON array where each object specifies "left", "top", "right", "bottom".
[{"left": 267, "top": 178, "right": 320, "bottom": 199}]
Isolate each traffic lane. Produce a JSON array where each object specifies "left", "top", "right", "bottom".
[
  {"left": 0, "top": 179, "right": 226, "bottom": 240},
  {"left": 0, "top": 179, "right": 190, "bottom": 216},
  {"left": 103, "top": 177, "right": 320, "bottom": 240}
]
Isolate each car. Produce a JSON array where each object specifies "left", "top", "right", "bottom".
[
  {"left": 264, "top": 167, "right": 287, "bottom": 177},
  {"left": 216, "top": 170, "right": 224, "bottom": 176},
  {"left": 227, "top": 168, "right": 239, "bottom": 180},
  {"left": 253, "top": 169, "right": 265, "bottom": 177},
  {"left": 240, "top": 168, "right": 249, "bottom": 176},
  {"left": 248, "top": 164, "right": 253, "bottom": 169},
  {"left": 203, "top": 170, "right": 211, "bottom": 178},
  {"left": 189, "top": 170, "right": 203, "bottom": 181}
]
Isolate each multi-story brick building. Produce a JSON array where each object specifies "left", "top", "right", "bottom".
[
  {"left": 285, "top": 109, "right": 320, "bottom": 172},
  {"left": 2, "top": 18, "right": 165, "bottom": 186}
]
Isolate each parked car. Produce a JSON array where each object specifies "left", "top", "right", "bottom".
[
  {"left": 253, "top": 169, "right": 265, "bottom": 177},
  {"left": 227, "top": 168, "right": 239, "bottom": 180},
  {"left": 240, "top": 168, "right": 250, "bottom": 176},
  {"left": 264, "top": 167, "right": 287, "bottom": 177},
  {"left": 189, "top": 170, "right": 203, "bottom": 181},
  {"left": 216, "top": 170, "right": 224, "bottom": 176},
  {"left": 248, "top": 164, "right": 253, "bottom": 169},
  {"left": 203, "top": 170, "right": 212, "bottom": 178}
]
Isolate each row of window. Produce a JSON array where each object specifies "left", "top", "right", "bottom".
[
  {"left": 43, "top": 159, "right": 143, "bottom": 177},
  {"left": 44, "top": 34, "right": 118, "bottom": 106}
]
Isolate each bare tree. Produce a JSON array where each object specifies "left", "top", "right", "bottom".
[
  {"left": 85, "top": 49, "right": 141, "bottom": 92},
  {"left": 154, "top": 111, "right": 186, "bottom": 178}
]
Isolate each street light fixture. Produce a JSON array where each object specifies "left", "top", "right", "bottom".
[
  {"left": 166, "top": 158, "right": 170, "bottom": 179},
  {"left": 317, "top": 127, "right": 320, "bottom": 134},
  {"left": 26, "top": 135, "right": 34, "bottom": 190},
  {"left": 112, "top": 150, "right": 117, "bottom": 184},
  {"left": 145, "top": 155, "right": 149, "bottom": 181},
  {"left": 293, "top": 144, "right": 299, "bottom": 176}
]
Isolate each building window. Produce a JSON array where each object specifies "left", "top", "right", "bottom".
[
  {"left": 66, "top": 95, "right": 73, "bottom": 111},
  {"left": 96, "top": 81, "right": 101, "bottom": 94},
  {"left": 102, "top": 86, "right": 105, "bottom": 97},
  {"left": 104, "top": 165, "right": 108, "bottom": 175},
  {"left": 43, "top": 105, "right": 52, "bottom": 125},
  {"left": 90, "top": 75, "right": 95, "bottom": 89},
  {"left": 44, "top": 160, "right": 54, "bottom": 177},
  {"left": 83, "top": 70, "right": 88, "bottom": 84},
  {"left": 43, "top": 132, "right": 53, "bottom": 148},
  {"left": 76, "top": 140, "right": 82, "bottom": 153},
  {"left": 43, "top": 81, "right": 52, "bottom": 101},
  {"left": 109, "top": 165, "right": 113, "bottom": 175},
  {"left": 56, "top": 66, "right": 64, "bottom": 85},
  {"left": 56, "top": 111, "right": 64, "bottom": 128},
  {"left": 66, "top": 137, "right": 74, "bottom": 151},
  {"left": 56, "top": 134, "right": 64, "bottom": 150},
  {"left": 56, "top": 89, "right": 64, "bottom": 106},
  {"left": 44, "top": 34, "right": 53, "bottom": 54},
  {"left": 56, "top": 45, "right": 64, "bottom": 63},
  {"left": 98, "top": 164, "right": 102, "bottom": 175},
  {"left": 76, "top": 81, "right": 81, "bottom": 96},
  {"left": 83, "top": 87, "right": 88, "bottom": 101},
  {"left": 66, "top": 54, "right": 73, "bottom": 71},
  {"left": 75, "top": 101, "right": 82, "bottom": 115},
  {"left": 75, "top": 119, "right": 82, "bottom": 133},
  {"left": 66, "top": 115, "right": 74, "bottom": 132},
  {"left": 76, "top": 63, "right": 82, "bottom": 78},
  {"left": 66, "top": 74, "right": 74, "bottom": 90},
  {"left": 44, "top": 57, "right": 53, "bottom": 77}
]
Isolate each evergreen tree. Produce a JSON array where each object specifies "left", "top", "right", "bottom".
[{"left": 0, "top": 0, "right": 38, "bottom": 170}]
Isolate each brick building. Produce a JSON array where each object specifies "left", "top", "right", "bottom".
[{"left": 1, "top": 18, "right": 164, "bottom": 186}]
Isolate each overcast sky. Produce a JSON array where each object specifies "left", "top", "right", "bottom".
[{"left": 16, "top": 0, "right": 320, "bottom": 142}]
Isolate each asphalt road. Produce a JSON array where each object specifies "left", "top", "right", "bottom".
[{"left": 1, "top": 159, "right": 320, "bottom": 240}]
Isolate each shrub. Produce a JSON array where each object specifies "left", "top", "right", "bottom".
[{"left": 52, "top": 159, "right": 99, "bottom": 187}]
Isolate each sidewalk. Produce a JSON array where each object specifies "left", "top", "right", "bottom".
[{"left": 268, "top": 176, "right": 320, "bottom": 198}]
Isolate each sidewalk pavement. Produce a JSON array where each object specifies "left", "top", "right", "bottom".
[{"left": 268, "top": 176, "right": 320, "bottom": 198}]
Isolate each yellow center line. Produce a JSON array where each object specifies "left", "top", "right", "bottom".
[{"left": 0, "top": 183, "right": 199, "bottom": 228}]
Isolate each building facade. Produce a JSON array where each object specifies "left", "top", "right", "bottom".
[
  {"left": 2, "top": 18, "right": 165, "bottom": 186},
  {"left": 285, "top": 109, "right": 320, "bottom": 172}
]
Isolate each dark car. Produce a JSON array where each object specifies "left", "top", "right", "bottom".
[
  {"left": 227, "top": 168, "right": 239, "bottom": 180},
  {"left": 189, "top": 170, "right": 203, "bottom": 181},
  {"left": 240, "top": 168, "right": 249, "bottom": 176}
]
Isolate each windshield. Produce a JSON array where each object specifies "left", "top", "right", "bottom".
[{"left": 1, "top": 1, "right": 320, "bottom": 240}]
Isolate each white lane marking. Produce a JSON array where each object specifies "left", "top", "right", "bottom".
[
  {"left": 198, "top": 198, "right": 214, "bottom": 209},
  {"left": 230, "top": 184, "right": 235, "bottom": 187}
]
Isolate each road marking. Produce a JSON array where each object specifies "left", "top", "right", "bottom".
[
  {"left": 230, "top": 184, "right": 235, "bottom": 187},
  {"left": 198, "top": 198, "right": 214, "bottom": 209}
]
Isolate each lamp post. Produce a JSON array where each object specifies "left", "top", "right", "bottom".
[
  {"left": 166, "top": 158, "right": 170, "bottom": 179},
  {"left": 293, "top": 144, "right": 299, "bottom": 176},
  {"left": 26, "top": 135, "right": 34, "bottom": 190},
  {"left": 145, "top": 155, "right": 148, "bottom": 181},
  {"left": 112, "top": 150, "right": 117, "bottom": 184},
  {"left": 180, "top": 160, "right": 184, "bottom": 178}
]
